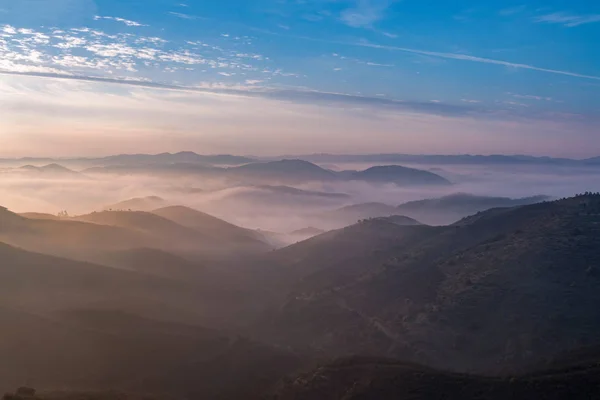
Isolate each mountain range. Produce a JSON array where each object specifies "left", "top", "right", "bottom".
[{"left": 83, "top": 159, "right": 451, "bottom": 186}]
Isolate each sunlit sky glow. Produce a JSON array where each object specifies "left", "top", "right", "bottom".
[{"left": 0, "top": 0, "right": 599, "bottom": 157}]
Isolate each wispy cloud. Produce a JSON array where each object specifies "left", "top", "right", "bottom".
[
  {"left": 533, "top": 12, "right": 600, "bottom": 27},
  {"left": 168, "top": 12, "right": 205, "bottom": 20},
  {"left": 339, "top": 0, "right": 395, "bottom": 28},
  {"left": 499, "top": 5, "right": 526, "bottom": 16},
  {"left": 511, "top": 93, "right": 553, "bottom": 101},
  {"left": 339, "top": 41, "right": 600, "bottom": 81},
  {"left": 93, "top": 16, "right": 147, "bottom": 27}
]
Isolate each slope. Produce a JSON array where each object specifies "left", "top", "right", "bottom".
[
  {"left": 151, "top": 206, "right": 271, "bottom": 253},
  {"left": 269, "top": 355, "right": 600, "bottom": 400},
  {"left": 396, "top": 193, "right": 551, "bottom": 225},
  {"left": 264, "top": 195, "right": 600, "bottom": 372},
  {"left": 316, "top": 202, "right": 420, "bottom": 229}
]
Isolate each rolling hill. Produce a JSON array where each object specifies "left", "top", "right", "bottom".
[
  {"left": 14, "top": 164, "right": 83, "bottom": 178},
  {"left": 103, "top": 196, "right": 168, "bottom": 212},
  {"left": 396, "top": 193, "right": 551, "bottom": 225},
  {"left": 1, "top": 206, "right": 149, "bottom": 258},
  {"left": 84, "top": 159, "right": 450, "bottom": 186},
  {"left": 262, "top": 194, "right": 600, "bottom": 373},
  {"left": 151, "top": 205, "right": 272, "bottom": 253},
  {"left": 343, "top": 165, "right": 451, "bottom": 185},
  {"left": 316, "top": 203, "right": 421, "bottom": 229}
]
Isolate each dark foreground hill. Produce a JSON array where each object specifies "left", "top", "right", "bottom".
[
  {"left": 268, "top": 356, "right": 600, "bottom": 400},
  {"left": 263, "top": 194, "right": 600, "bottom": 372},
  {"left": 0, "top": 307, "right": 302, "bottom": 400}
]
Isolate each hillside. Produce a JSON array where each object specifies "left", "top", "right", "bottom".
[
  {"left": 344, "top": 165, "right": 451, "bottom": 185},
  {"left": 103, "top": 196, "right": 168, "bottom": 212},
  {"left": 0, "top": 207, "right": 148, "bottom": 258},
  {"left": 263, "top": 195, "right": 600, "bottom": 372},
  {"left": 396, "top": 193, "right": 551, "bottom": 225},
  {"left": 151, "top": 206, "right": 271, "bottom": 253},
  {"left": 316, "top": 203, "right": 419, "bottom": 229},
  {"left": 0, "top": 304, "right": 302, "bottom": 400},
  {"left": 83, "top": 159, "right": 450, "bottom": 186},
  {"left": 15, "top": 164, "right": 83, "bottom": 178},
  {"left": 265, "top": 219, "right": 439, "bottom": 294},
  {"left": 269, "top": 356, "right": 600, "bottom": 400},
  {"left": 228, "top": 160, "right": 338, "bottom": 183}
]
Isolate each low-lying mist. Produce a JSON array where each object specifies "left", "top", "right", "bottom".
[{"left": 2, "top": 161, "right": 600, "bottom": 232}]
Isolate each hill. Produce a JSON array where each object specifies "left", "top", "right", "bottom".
[
  {"left": 0, "top": 206, "right": 149, "bottom": 258},
  {"left": 103, "top": 196, "right": 168, "bottom": 212},
  {"left": 84, "top": 159, "right": 449, "bottom": 186},
  {"left": 316, "top": 203, "right": 420, "bottom": 229},
  {"left": 269, "top": 356, "right": 600, "bottom": 400},
  {"left": 396, "top": 193, "right": 551, "bottom": 225},
  {"left": 343, "top": 165, "right": 451, "bottom": 185},
  {"left": 19, "top": 212, "right": 63, "bottom": 221},
  {"left": 13, "top": 164, "right": 83, "bottom": 178},
  {"left": 0, "top": 304, "right": 302, "bottom": 400},
  {"left": 264, "top": 219, "right": 438, "bottom": 293},
  {"left": 92, "top": 152, "right": 255, "bottom": 166},
  {"left": 262, "top": 195, "right": 600, "bottom": 372},
  {"left": 151, "top": 206, "right": 271, "bottom": 253},
  {"left": 228, "top": 160, "right": 338, "bottom": 183}
]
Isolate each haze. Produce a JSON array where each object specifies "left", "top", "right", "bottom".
[{"left": 2, "top": 1, "right": 600, "bottom": 400}]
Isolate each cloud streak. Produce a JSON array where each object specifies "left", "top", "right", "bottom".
[
  {"left": 93, "top": 16, "right": 148, "bottom": 27},
  {"left": 533, "top": 12, "right": 600, "bottom": 27},
  {"left": 340, "top": 0, "right": 395, "bottom": 28},
  {"left": 275, "top": 33, "right": 600, "bottom": 81}
]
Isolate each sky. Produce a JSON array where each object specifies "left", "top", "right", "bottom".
[{"left": 0, "top": 0, "right": 599, "bottom": 157}]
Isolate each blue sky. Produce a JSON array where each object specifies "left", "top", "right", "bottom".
[{"left": 0, "top": 0, "right": 599, "bottom": 157}]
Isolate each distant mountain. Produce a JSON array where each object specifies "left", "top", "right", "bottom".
[
  {"left": 270, "top": 355, "right": 600, "bottom": 400},
  {"left": 90, "top": 152, "right": 256, "bottom": 166},
  {"left": 103, "top": 196, "right": 169, "bottom": 211},
  {"left": 84, "top": 159, "right": 449, "bottom": 186},
  {"left": 228, "top": 160, "right": 337, "bottom": 183},
  {"left": 292, "top": 153, "right": 586, "bottom": 166},
  {"left": 256, "top": 185, "right": 349, "bottom": 199},
  {"left": 343, "top": 165, "right": 451, "bottom": 185},
  {"left": 195, "top": 186, "right": 350, "bottom": 216},
  {"left": 14, "top": 163, "right": 82, "bottom": 178},
  {"left": 396, "top": 193, "right": 551, "bottom": 225},
  {"left": 263, "top": 195, "right": 600, "bottom": 373}
]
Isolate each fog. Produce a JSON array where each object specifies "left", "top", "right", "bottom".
[{"left": 2, "top": 161, "right": 600, "bottom": 232}]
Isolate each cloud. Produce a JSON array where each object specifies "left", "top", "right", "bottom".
[
  {"left": 511, "top": 93, "right": 553, "bottom": 101},
  {"left": 93, "top": 16, "right": 148, "bottom": 27},
  {"left": 533, "top": 12, "right": 600, "bottom": 27},
  {"left": 169, "top": 12, "right": 205, "bottom": 20},
  {"left": 251, "top": 28, "right": 600, "bottom": 81},
  {"left": 0, "top": 24, "right": 274, "bottom": 80},
  {"left": 339, "top": 0, "right": 395, "bottom": 28},
  {"left": 499, "top": 5, "right": 526, "bottom": 16},
  {"left": 2, "top": 74, "right": 597, "bottom": 159}
]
